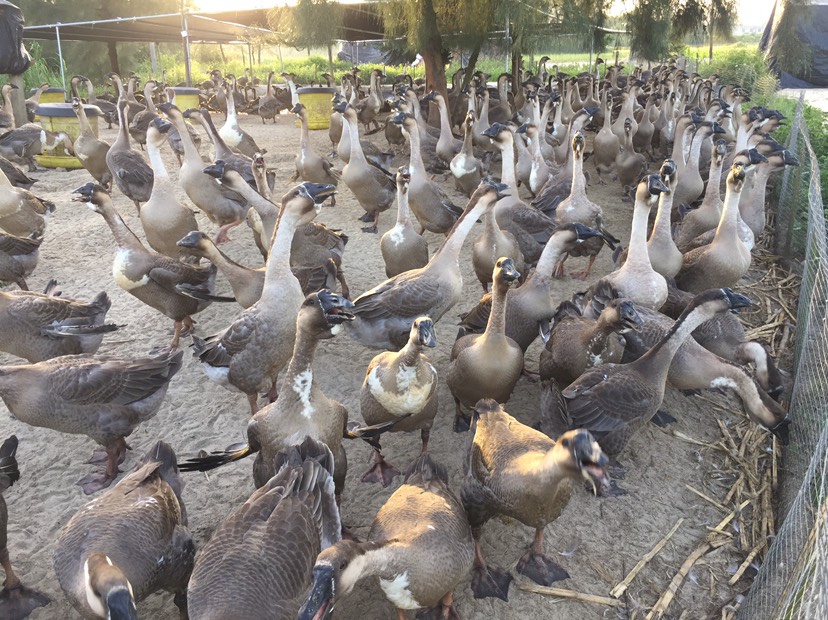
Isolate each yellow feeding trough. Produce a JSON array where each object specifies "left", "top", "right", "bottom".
[
  {"left": 34, "top": 102, "right": 101, "bottom": 170},
  {"left": 31, "top": 88, "right": 66, "bottom": 121},
  {"left": 296, "top": 87, "right": 336, "bottom": 130},
  {"left": 172, "top": 87, "right": 201, "bottom": 112}
]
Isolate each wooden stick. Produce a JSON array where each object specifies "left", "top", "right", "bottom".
[
  {"left": 518, "top": 582, "right": 624, "bottom": 607},
  {"left": 610, "top": 518, "right": 684, "bottom": 598},
  {"left": 728, "top": 541, "right": 765, "bottom": 585},
  {"left": 685, "top": 485, "right": 728, "bottom": 512}
]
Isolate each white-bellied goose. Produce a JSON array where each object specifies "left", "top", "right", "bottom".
[
  {"left": 0, "top": 350, "right": 183, "bottom": 493},
  {"left": 461, "top": 400, "right": 608, "bottom": 599},
  {"left": 380, "top": 167, "right": 429, "bottom": 278},
  {"left": 53, "top": 441, "right": 194, "bottom": 617},
  {"left": 0, "top": 436, "right": 51, "bottom": 618},
  {"left": 300, "top": 454, "right": 474, "bottom": 620},
  {"left": 219, "top": 78, "right": 263, "bottom": 158}
]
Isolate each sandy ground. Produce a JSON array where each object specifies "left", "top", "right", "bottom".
[{"left": 0, "top": 110, "right": 782, "bottom": 619}]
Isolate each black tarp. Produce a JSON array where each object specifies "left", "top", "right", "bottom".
[
  {"left": 0, "top": 0, "right": 31, "bottom": 74},
  {"left": 761, "top": 0, "right": 828, "bottom": 88}
]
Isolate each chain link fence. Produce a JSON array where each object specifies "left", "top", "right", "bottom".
[{"left": 736, "top": 93, "right": 828, "bottom": 619}]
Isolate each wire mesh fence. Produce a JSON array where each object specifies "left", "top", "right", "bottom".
[{"left": 736, "top": 93, "right": 828, "bottom": 619}]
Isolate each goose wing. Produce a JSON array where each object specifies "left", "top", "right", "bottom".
[
  {"left": 562, "top": 366, "right": 649, "bottom": 433},
  {"left": 353, "top": 271, "right": 440, "bottom": 321},
  {"left": 109, "top": 150, "right": 153, "bottom": 186}
]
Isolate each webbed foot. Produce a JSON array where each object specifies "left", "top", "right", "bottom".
[
  {"left": 470, "top": 564, "right": 512, "bottom": 601},
  {"left": 516, "top": 550, "right": 569, "bottom": 586},
  {"left": 0, "top": 583, "right": 51, "bottom": 619}
]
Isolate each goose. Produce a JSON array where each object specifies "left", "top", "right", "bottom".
[
  {"left": 450, "top": 111, "right": 483, "bottom": 196},
  {"left": 461, "top": 399, "right": 608, "bottom": 599},
  {"left": 53, "top": 441, "right": 194, "bottom": 618},
  {"left": 71, "top": 97, "right": 112, "bottom": 189},
  {"left": 604, "top": 174, "right": 671, "bottom": 309},
  {"left": 676, "top": 163, "right": 752, "bottom": 293},
  {"left": 106, "top": 100, "right": 153, "bottom": 211},
  {"left": 561, "top": 288, "right": 753, "bottom": 457},
  {"left": 471, "top": 207, "right": 524, "bottom": 292},
  {"left": 127, "top": 79, "right": 159, "bottom": 148},
  {"left": 141, "top": 118, "right": 200, "bottom": 260},
  {"left": 359, "top": 317, "right": 438, "bottom": 487},
  {"left": 0, "top": 350, "right": 183, "bottom": 493},
  {"left": 290, "top": 103, "right": 340, "bottom": 201},
  {"left": 192, "top": 183, "right": 335, "bottom": 415},
  {"left": 188, "top": 438, "right": 340, "bottom": 620},
  {"left": 457, "top": 224, "right": 614, "bottom": 352},
  {"left": 646, "top": 159, "right": 683, "bottom": 277},
  {"left": 447, "top": 257, "right": 523, "bottom": 431},
  {"left": 158, "top": 104, "right": 247, "bottom": 244},
  {"left": 0, "top": 232, "right": 39, "bottom": 290},
  {"left": 256, "top": 70, "right": 281, "bottom": 123},
  {"left": 0, "top": 155, "right": 36, "bottom": 189},
  {"left": 380, "top": 167, "right": 429, "bottom": 278},
  {"left": 391, "top": 112, "right": 463, "bottom": 235},
  {"left": 162, "top": 87, "right": 202, "bottom": 166},
  {"left": 0, "top": 281, "right": 118, "bottom": 362},
  {"left": 0, "top": 165, "right": 54, "bottom": 238},
  {"left": 0, "top": 436, "right": 51, "bottom": 618},
  {"left": 219, "top": 78, "right": 263, "bottom": 158},
  {"left": 614, "top": 118, "right": 647, "bottom": 200},
  {"left": 0, "top": 122, "right": 73, "bottom": 172},
  {"left": 676, "top": 140, "right": 728, "bottom": 250},
  {"left": 300, "top": 454, "right": 474, "bottom": 620},
  {"left": 739, "top": 148, "right": 799, "bottom": 237},
  {"left": 0, "top": 85, "right": 16, "bottom": 133},
  {"left": 339, "top": 104, "right": 396, "bottom": 233},
  {"left": 517, "top": 122, "right": 551, "bottom": 196},
  {"left": 75, "top": 75, "right": 117, "bottom": 128},
  {"left": 346, "top": 181, "right": 508, "bottom": 350},
  {"left": 122, "top": 75, "right": 147, "bottom": 125},
  {"left": 334, "top": 100, "right": 393, "bottom": 166},
  {"left": 25, "top": 84, "right": 52, "bottom": 123},
  {"left": 632, "top": 93, "right": 658, "bottom": 160},
  {"left": 182, "top": 290, "right": 363, "bottom": 501},
  {"left": 539, "top": 298, "right": 642, "bottom": 387},
  {"left": 671, "top": 121, "right": 724, "bottom": 207},
  {"left": 72, "top": 182, "right": 220, "bottom": 350},
  {"left": 422, "top": 90, "right": 463, "bottom": 165},
  {"left": 591, "top": 94, "right": 619, "bottom": 184}
]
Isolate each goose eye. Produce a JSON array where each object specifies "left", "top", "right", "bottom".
[
  {"left": 339, "top": 560, "right": 348, "bottom": 570},
  {"left": 305, "top": 299, "right": 315, "bottom": 306}
]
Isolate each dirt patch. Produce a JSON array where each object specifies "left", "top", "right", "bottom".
[{"left": 0, "top": 110, "right": 785, "bottom": 619}]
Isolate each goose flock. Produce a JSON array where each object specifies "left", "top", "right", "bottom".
[{"left": 0, "top": 58, "right": 797, "bottom": 619}]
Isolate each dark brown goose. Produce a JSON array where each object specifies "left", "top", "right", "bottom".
[
  {"left": 461, "top": 400, "right": 608, "bottom": 600},
  {"left": 106, "top": 99, "right": 153, "bottom": 211},
  {"left": 71, "top": 97, "right": 112, "bottom": 190},
  {"left": 0, "top": 232, "right": 40, "bottom": 290},
  {"left": 0, "top": 156, "right": 36, "bottom": 189},
  {"left": 53, "top": 441, "right": 194, "bottom": 618}
]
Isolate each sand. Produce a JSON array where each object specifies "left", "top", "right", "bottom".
[{"left": 0, "top": 110, "right": 781, "bottom": 619}]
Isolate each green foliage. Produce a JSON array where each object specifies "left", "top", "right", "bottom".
[
  {"left": 0, "top": 43, "right": 63, "bottom": 92},
  {"left": 696, "top": 46, "right": 769, "bottom": 93},
  {"left": 627, "top": 0, "right": 672, "bottom": 60},
  {"left": 268, "top": 0, "right": 343, "bottom": 50}
]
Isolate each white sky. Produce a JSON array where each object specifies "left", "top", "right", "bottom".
[{"left": 195, "top": 0, "right": 777, "bottom": 32}]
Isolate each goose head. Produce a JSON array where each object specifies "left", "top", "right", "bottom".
[
  {"left": 176, "top": 231, "right": 212, "bottom": 253},
  {"left": 410, "top": 316, "right": 437, "bottom": 348},
  {"left": 281, "top": 182, "right": 337, "bottom": 222},
  {"left": 623, "top": 117, "right": 633, "bottom": 136},
  {"left": 559, "top": 222, "right": 617, "bottom": 251},
  {"left": 712, "top": 139, "right": 727, "bottom": 166},
  {"left": 634, "top": 173, "right": 671, "bottom": 208},
  {"left": 493, "top": 257, "right": 521, "bottom": 286},
  {"left": 83, "top": 553, "right": 137, "bottom": 620},
  {"left": 72, "top": 182, "right": 110, "bottom": 214},
  {"left": 147, "top": 117, "right": 172, "bottom": 146},
  {"left": 202, "top": 160, "right": 226, "bottom": 181},
  {"left": 604, "top": 299, "right": 643, "bottom": 334},
  {"left": 301, "top": 289, "right": 355, "bottom": 339},
  {"left": 732, "top": 148, "right": 767, "bottom": 174},
  {"left": 515, "top": 123, "right": 531, "bottom": 135},
  {"left": 726, "top": 162, "right": 747, "bottom": 192},
  {"left": 300, "top": 539, "right": 377, "bottom": 619},
  {"left": 290, "top": 102, "right": 306, "bottom": 117},
  {"left": 389, "top": 112, "right": 416, "bottom": 132},
  {"left": 396, "top": 166, "right": 411, "bottom": 192},
  {"left": 659, "top": 159, "right": 677, "bottom": 189},
  {"left": 571, "top": 131, "right": 585, "bottom": 158},
  {"left": 332, "top": 99, "right": 348, "bottom": 114},
  {"left": 481, "top": 122, "right": 510, "bottom": 144},
  {"left": 463, "top": 110, "right": 476, "bottom": 129},
  {"left": 554, "top": 429, "right": 609, "bottom": 495}
]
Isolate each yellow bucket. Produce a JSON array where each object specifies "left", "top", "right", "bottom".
[
  {"left": 172, "top": 87, "right": 201, "bottom": 112},
  {"left": 297, "top": 87, "right": 336, "bottom": 130},
  {"left": 39, "top": 88, "right": 66, "bottom": 104},
  {"left": 34, "top": 103, "right": 101, "bottom": 169}
]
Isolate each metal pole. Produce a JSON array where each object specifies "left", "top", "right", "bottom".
[
  {"left": 181, "top": 1, "right": 192, "bottom": 87},
  {"left": 149, "top": 42, "right": 158, "bottom": 76},
  {"left": 278, "top": 45, "right": 285, "bottom": 72},
  {"left": 504, "top": 12, "right": 510, "bottom": 73},
  {"left": 589, "top": 27, "right": 594, "bottom": 76},
  {"left": 55, "top": 24, "right": 67, "bottom": 94}
]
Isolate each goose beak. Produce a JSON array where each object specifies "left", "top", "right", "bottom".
[
  {"left": 290, "top": 103, "right": 302, "bottom": 114},
  {"left": 317, "top": 289, "right": 355, "bottom": 325},
  {"left": 177, "top": 231, "right": 205, "bottom": 249},
  {"left": 572, "top": 433, "right": 609, "bottom": 496},
  {"left": 769, "top": 417, "right": 791, "bottom": 445},
  {"left": 571, "top": 223, "right": 617, "bottom": 250},
  {"left": 722, "top": 288, "right": 752, "bottom": 310},
  {"left": 481, "top": 123, "right": 502, "bottom": 139},
  {"left": 483, "top": 179, "right": 510, "bottom": 199},
  {"left": 302, "top": 183, "right": 337, "bottom": 204},
  {"left": 712, "top": 122, "right": 726, "bottom": 134},
  {"left": 515, "top": 123, "right": 529, "bottom": 134},
  {"left": 619, "top": 301, "right": 643, "bottom": 332},
  {"left": 500, "top": 258, "right": 521, "bottom": 282},
  {"left": 416, "top": 319, "right": 437, "bottom": 348},
  {"left": 71, "top": 182, "right": 103, "bottom": 203},
  {"left": 648, "top": 174, "right": 671, "bottom": 195},
  {"left": 150, "top": 118, "right": 172, "bottom": 134},
  {"left": 202, "top": 161, "right": 226, "bottom": 179},
  {"left": 782, "top": 150, "right": 799, "bottom": 166},
  {"left": 389, "top": 112, "right": 407, "bottom": 125},
  {"left": 398, "top": 166, "right": 411, "bottom": 183},
  {"left": 105, "top": 589, "right": 138, "bottom": 620},
  {"left": 299, "top": 565, "right": 335, "bottom": 620},
  {"left": 423, "top": 90, "right": 437, "bottom": 102}
]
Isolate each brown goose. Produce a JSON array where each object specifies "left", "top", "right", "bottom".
[
  {"left": 256, "top": 70, "right": 281, "bottom": 123},
  {"left": 347, "top": 181, "right": 508, "bottom": 350},
  {"left": 0, "top": 350, "right": 183, "bottom": 493},
  {"left": 141, "top": 118, "right": 200, "bottom": 260},
  {"left": 472, "top": 206, "right": 524, "bottom": 292},
  {"left": 192, "top": 183, "right": 335, "bottom": 415},
  {"left": 458, "top": 224, "right": 614, "bottom": 352},
  {"left": 300, "top": 454, "right": 474, "bottom": 620},
  {"left": 71, "top": 97, "right": 112, "bottom": 189},
  {"left": 380, "top": 167, "right": 429, "bottom": 278},
  {"left": 106, "top": 99, "right": 153, "bottom": 211},
  {"left": 450, "top": 111, "right": 483, "bottom": 196},
  {"left": 359, "top": 317, "right": 438, "bottom": 487},
  {"left": 561, "top": 288, "right": 753, "bottom": 457},
  {"left": 0, "top": 167, "right": 54, "bottom": 238},
  {"left": 0, "top": 436, "right": 51, "bottom": 619},
  {"left": 53, "top": 441, "right": 194, "bottom": 618},
  {"left": 0, "top": 232, "right": 39, "bottom": 290},
  {"left": 461, "top": 400, "right": 608, "bottom": 599},
  {"left": 0, "top": 281, "right": 118, "bottom": 362},
  {"left": 127, "top": 79, "right": 159, "bottom": 148},
  {"left": 645, "top": 159, "right": 683, "bottom": 278},
  {"left": 0, "top": 85, "right": 16, "bottom": 133},
  {"left": 0, "top": 155, "right": 36, "bottom": 189},
  {"left": 422, "top": 90, "right": 463, "bottom": 165},
  {"left": 614, "top": 118, "right": 647, "bottom": 201},
  {"left": 448, "top": 258, "right": 523, "bottom": 431},
  {"left": 290, "top": 103, "right": 340, "bottom": 203},
  {"left": 188, "top": 438, "right": 340, "bottom": 620},
  {"left": 390, "top": 111, "right": 463, "bottom": 235},
  {"left": 592, "top": 94, "right": 619, "bottom": 185},
  {"left": 73, "top": 183, "right": 220, "bottom": 350}
]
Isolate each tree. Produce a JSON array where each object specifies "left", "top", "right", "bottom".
[
  {"left": 671, "top": 0, "right": 737, "bottom": 60},
  {"left": 627, "top": 0, "right": 673, "bottom": 61},
  {"left": 268, "top": 0, "right": 343, "bottom": 75}
]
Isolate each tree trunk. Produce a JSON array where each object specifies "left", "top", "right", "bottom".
[
  {"left": 107, "top": 41, "right": 120, "bottom": 74},
  {"left": 327, "top": 43, "right": 335, "bottom": 78},
  {"left": 419, "top": 0, "right": 448, "bottom": 102},
  {"left": 708, "top": 2, "right": 715, "bottom": 60},
  {"left": 9, "top": 74, "right": 27, "bottom": 127},
  {"left": 219, "top": 44, "right": 227, "bottom": 65},
  {"left": 453, "top": 41, "right": 481, "bottom": 118}
]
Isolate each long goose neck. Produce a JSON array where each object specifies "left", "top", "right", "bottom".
[
  {"left": 76, "top": 107, "right": 94, "bottom": 136},
  {"left": 519, "top": 446, "right": 570, "bottom": 485},
  {"left": 570, "top": 153, "right": 586, "bottom": 195},
  {"left": 627, "top": 199, "right": 654, "bottom": 267},
  {"left": 100, "top": 204, "right": 144, "bottom": 251},
  {"left": 433, "top": 200, "right": 488, "bottom": 265},
  {"left": 462, "top": 122, "right": 474, "bottom": 153},
  {"left": 535, "top": 236, "right": 569, "bottom": 277},
  {"left": 115, "top": 105, "right": 130, "bottom": 147},
  {"left": 687, "top": 132, "right": 704, "bottom": 166},
  {"left": 479, "top": 93, "right": 490, "bottom": 125},
  {"left": 201, "top": 113, "right": 231, "bottom": 157},
  {"left": 345, "top": 114, "right": 367, "bottom": 165},
  {"left": 171, "top": 115, "right": 200, "bottom": 161},
  {"left": 299, "top": 113, "right": 310, "bottom": 149},
  {"left": 262, "top": 208, "right": 302, "bottom": 291},
  {"left": 284, "top": 326, "right": 321, "bottom": 384},
  {"left": 143, "top": 84, "right": 157, "bottom": 114},
  {"left": 437, "top": 97, "right": 452, "bottom": 140},
  {"left": 498, "top": 138, "right": 517, "bottom": 187},
  {"left": 638, "top": 303, "right": 716, "bottom": 374},
  {"left": 406, "top": 126, "right": 426, "bottom": 174},
  {"left": 650, "top": 191, "right": 674, "bottom": 242},
  {"left": 395, "top": 189, "right": 412, "bottom": 226},
  {"left": 702, "top": 157, "right": 724, "bottom": 205},
  {"left": 484, "top": 278, "right": 510, "bottom": 338},
  {"left": 398, "top": 340, "right": 422, "bottom": 367},
  {"left": 146, "top": 141, "right": 169, "bottom": 180},
  {"left": 713, "top": 183, "right": 742, "bottom": 241}
]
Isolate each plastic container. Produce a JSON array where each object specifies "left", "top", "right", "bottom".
[
  {"left": 38, "top": 87, "right": 66, "bottom": 104},
  {"left": 296, "top": 87, "right": 336, "bottom": 130},
  {"left": 34, "top": 102, "right": 101, "bottom": 169},
  {"left": 172, "top": 87, "right": 201, "bottom": 112}
]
